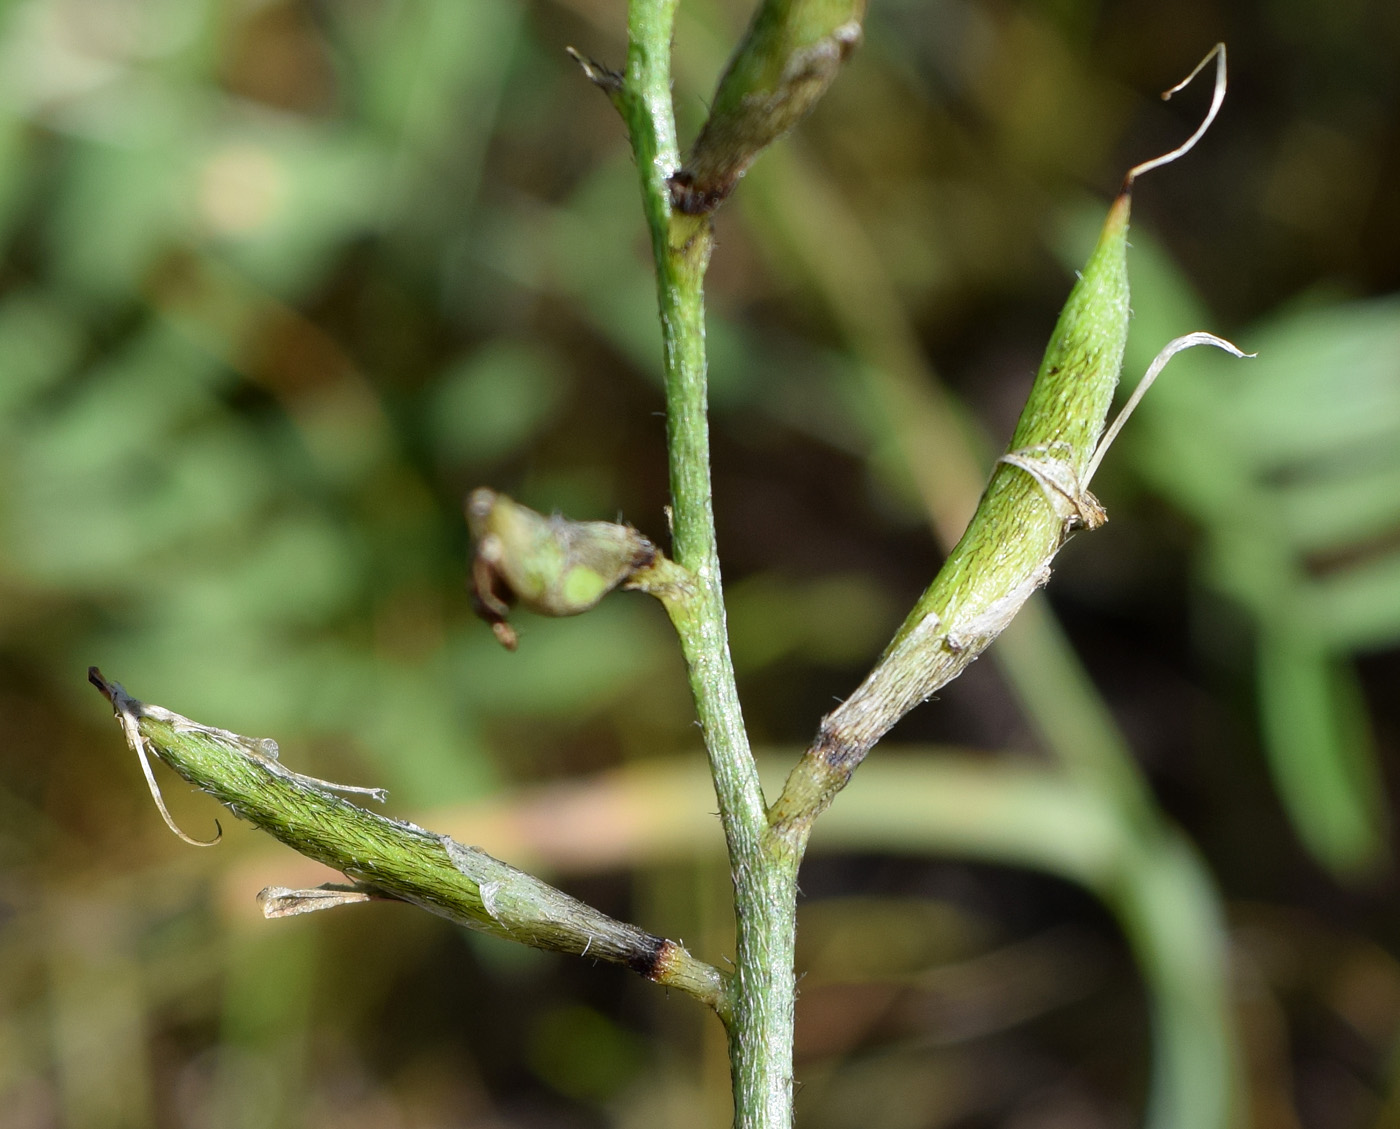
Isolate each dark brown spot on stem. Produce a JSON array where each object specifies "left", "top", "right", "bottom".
[
  {"left": 668, "top": 171, "right": 734, "bottom": 216},
  {"left": 629, "top": 933, "right": 673, "bottom": 979}
]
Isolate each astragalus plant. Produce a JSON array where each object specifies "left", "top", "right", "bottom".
[{"left": 94, "top": 9, "right": 1248, "bottom": 1129}]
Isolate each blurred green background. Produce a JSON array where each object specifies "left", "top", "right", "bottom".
[{"left": 2, "top": 0, "right": 1399, "bottom": 1126}]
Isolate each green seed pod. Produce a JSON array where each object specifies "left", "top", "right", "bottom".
[
  {"left": 1005, "top": 190, "right": 1133, "bottom": 490},
  {"left": 467, "top": 489, "right": 657, "bottom": 649},
  {"left": 670, "top": 0, "right": 866, "bottom": 215},
  {"left": 804, "top": 192, "right": 1134, "bottom": 766},
  {"left": 821, "top": 46, "right": 1233, "bottom": 753},
  {"left": 771, "top": 44, "right": 1242, "bottom": 832}
]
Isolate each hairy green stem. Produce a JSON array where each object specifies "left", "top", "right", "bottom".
[
  {"left": 620, "top": 0, "right": 766, "bottom": 857},
  {"left": 618, "top": 2, "right": 796, "bottom": 1125}
]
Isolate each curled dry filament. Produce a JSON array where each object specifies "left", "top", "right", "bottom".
[{"left": 1125, "top": 42, "right": 1228, "bottom": 189}]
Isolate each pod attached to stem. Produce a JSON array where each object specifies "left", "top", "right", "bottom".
[
  {"left": 771, "top": 43, "right": 1247, "bottom": 836},
  {"left": 669, "top": 0, "right": 867, "bottom": 215}
]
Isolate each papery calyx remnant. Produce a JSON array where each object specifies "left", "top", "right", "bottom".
[
  {"left": 669, "top": 0, "right": 867, "bottom": 215},
  {"left": 466, "top": 488, "right": 659, "bottom": 649}
]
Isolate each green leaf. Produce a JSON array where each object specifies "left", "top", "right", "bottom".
[
  {"left": 1256, "top": 629, "right": 1387, "bottom": 874},
  {"left": 428, "top": 341, "right": 564, "bottom": 464}
]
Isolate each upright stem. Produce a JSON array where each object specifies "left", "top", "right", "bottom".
[
  {"left": 619, "top": 2, "right": 798, "bottom": 1126},
  {"left": 622, "top": 6, "right": 765, "bottom": 846}
]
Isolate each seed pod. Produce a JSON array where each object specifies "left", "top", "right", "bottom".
[
  {"left": 769, "top": 46, "right": 1243, "bottom": 834},
  {"left": 832, "top": 47, "right": 1232, "bottom": 742},
  {"left": 669, "top": 0, "right": 866, "bottom": 215},
  {"left": 466, "top": 489, "right": 657, "bottom": 649},
  {"left": 855, "top": 191, "right": 1131, "bottom": 729}
]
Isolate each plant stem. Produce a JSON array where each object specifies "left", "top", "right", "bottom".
[
  {"left": 618, "top": 1, "right": 798, "bottom": 1125},
  {"left": 621, "top": 0, "right": 766, "bottom": 851}
]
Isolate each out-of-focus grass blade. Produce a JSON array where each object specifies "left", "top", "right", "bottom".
[
  {"left": 1104, "top": 227, "right": 1400, "bottom": 877},
  {"left": 1256, "top": 628, "right": 1387, "bottom": 874},
  {"left": 1274, "top": 454, "right": 1400, "bottom": 555},
  {"left": 1309, "top": 554, "right": 1400, "bottom": 652}
]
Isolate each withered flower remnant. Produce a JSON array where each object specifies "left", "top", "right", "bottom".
[{"left": 466, "top": 488, "right": 658, "bottom": 649}]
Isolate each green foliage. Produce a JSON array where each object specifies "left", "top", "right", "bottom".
[
  {"left": 1122, "top": 239, "right": 1400, "bottom": 875},
  {"left": 528, "top": 1004, "right": 649, "bottom": 1103},
  {"left": 429, "top": 342, "right": 566, "bottom": 466}
]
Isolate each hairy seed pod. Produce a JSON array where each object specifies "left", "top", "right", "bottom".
[{"left": 817, "top": 191, "right": 1133, "bottom": 758}]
